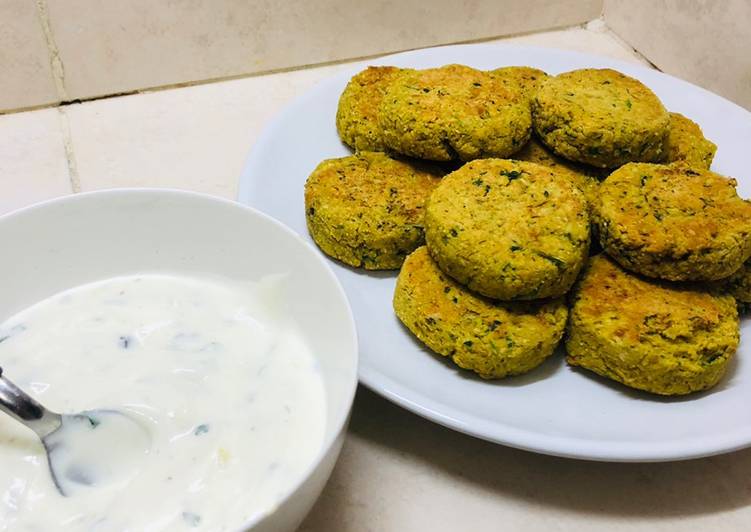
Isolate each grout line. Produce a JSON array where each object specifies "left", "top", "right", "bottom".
[
  {"left": 34, "top": 0, "right": 68, "bottom": 101},
  {"left": 1, "top": 21, "right": 593, "bottom": 116},
  {"left": 35, "top": 0, "right": 79, "bottom": 192},
  {"left": 0, "top": 101, "right": 59, "bottom": 116},
  {"left": 0, "top": 92, "right": 141, "bottom": 117},
  {"left": 56, "top": 108, "right": 81, "bottom": 193}
]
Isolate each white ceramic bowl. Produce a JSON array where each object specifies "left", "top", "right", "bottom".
[{"left": 0, "top": 189, "right": 358, "bottom": 531}]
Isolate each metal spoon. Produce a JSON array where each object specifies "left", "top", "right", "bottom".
[{"left": 0, "top": 366, "right": 151, "bottom": 497}]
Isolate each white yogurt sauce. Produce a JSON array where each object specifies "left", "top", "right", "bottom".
[{"left": 0, "top": 274, "right": 327, "bottom": 531}]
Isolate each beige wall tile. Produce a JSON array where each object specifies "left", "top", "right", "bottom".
[
  {"left": 505, "top": 21, "right": 649, "bottom": 66},
  {"left": 604, "top": 0, "right": 751, "bottom": 110},
  {"left": 0, "top": 108, "right": 72, "bottom": 214},
  {"left": 0, "top": 0, "right": 59, "bottom": 111},
  {"left": 47, "top": 0, "right": 602, "bottom": 101}
]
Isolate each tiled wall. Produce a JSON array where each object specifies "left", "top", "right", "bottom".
[
  {"left": 0, "top": 0, "right": 59, "bottom": 110},
  {"left": 604, "top": 0, "right": 751, "bottom": 110},
  {"left": 0, "top": 0, "right": 602, "bottom": 112},
  {"left": 4, "top": 1, "right": 748, "bottom": 113}
]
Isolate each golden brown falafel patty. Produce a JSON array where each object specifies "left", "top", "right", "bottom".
[
  {"left": 514, "top": 136, "right": 603, "bottom": 209},
  {"left": 662, "top": 112, "right": 717, "bottom": 169},
  {"left": 425, "top": 159, "right": 589, "bottom": 300},
  {"left": 597, "top": 162, "right": 751, "bottom": 281},
  {"left": 566, "top": 255, "right": 739, "bottom": 395},
  {"left": 336, "top": 66, "right": 405, "bottom": 152},
  {"left": 394, "top": 247, "right": 568, "bottom": 379},
  {"left": 533, "top": 68, "right": 670, "bottom": 168},
  {"left": 491, "top": 66, "right": 549, "bottom": 101},
  {"left": 710, "top": 258, "right": 751, "bottom": 306},
  {"left": 305, "top": 151, "right": 442, "bottom": 269},
  {"left": 379, "top": 64, "right": 532, "bottom": 162}
]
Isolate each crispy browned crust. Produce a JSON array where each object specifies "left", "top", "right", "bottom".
[
  {"left": 597, "top": 162, "right": 751, "bottom": 281},
  {"left": 566, "top": 255, "right": 739, "bottom": 395}
]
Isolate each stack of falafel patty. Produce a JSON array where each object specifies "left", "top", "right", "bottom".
[{"left": 304, "top": 63, "right": 751, "bottom": 395}]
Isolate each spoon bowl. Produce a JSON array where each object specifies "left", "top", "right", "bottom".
[
  {"left": 0, "top": 368, "right": 152, "bottom": 497},
  {"left": 45, "top": 410, "right": 152, "bottom": 496}
]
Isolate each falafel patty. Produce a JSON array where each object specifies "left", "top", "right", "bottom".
[
  {"left": 379, "top": 64, "right": 531, "bottom": 162},
  {"left": 514, "top": 136, "right": 602, "bottom": 208},
  {"left": 598, "top": 162, "right": 751, "bottom": 281},
  {"left": 566, "top": 255, "right": 739, "bottom": 395},
  {"left": 425, "top": 159, "right": 589, "bottom": 300},
  {"left": 336, "top": 66, "right": 405, "bottom": 152},
  {"left": 305, "top": 151, "right": 442, "bottom": 270},
  {"left": 662, "top": 112, "right": 717, "bottom": 169},
  {"left": 394, "top": 246, "right": 568, "bottom": 379},
  {"left": 491, "top": 66, "right": 549, "bottom": 101},
  {"left": 532, "top": 68, "right": 670, "bottom": 168},
  {"left": 712, "top": 258, "right": 751, "bottom": 306}
]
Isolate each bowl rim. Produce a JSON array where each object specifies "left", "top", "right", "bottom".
[{"left": 0, "top": 187, "right": 360, "bottom": 530}]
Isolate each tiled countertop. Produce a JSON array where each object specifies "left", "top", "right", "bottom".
[{"left": 3, "top": 22, "right": 751, "bottom": 531}]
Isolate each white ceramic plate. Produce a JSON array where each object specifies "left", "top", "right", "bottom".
[{"left": 238, "top": 43, "right": 751, "bottom": 462}]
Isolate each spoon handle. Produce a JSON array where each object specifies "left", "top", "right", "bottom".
[{"left": 0, "top": 367, "right": 62, "bottom": 438}]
